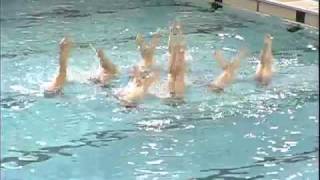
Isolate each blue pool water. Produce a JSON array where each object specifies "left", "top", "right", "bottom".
[{"left": 1, "top": 0, "right": 319, "bottom": 179}]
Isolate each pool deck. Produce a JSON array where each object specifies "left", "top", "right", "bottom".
[{"left": 209, "top": 0, "right": 319, "bottom": 28}]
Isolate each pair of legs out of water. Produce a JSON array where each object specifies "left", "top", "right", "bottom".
[{"left": 210, "top": 33, "right": 274, "bottom": 92}]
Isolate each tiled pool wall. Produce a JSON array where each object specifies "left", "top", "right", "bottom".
[{"left": 177, "top": 0, "right": 319, "bottom": 28}]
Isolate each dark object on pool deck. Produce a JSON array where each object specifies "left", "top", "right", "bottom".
[
  {"left": 210, "top": 0, "right": 223, "bottom": 11},
  {"left": 296, "top": 10, "right": 305, "bottom": 23},
  {"left": 287, "top": 25, "right": 303, "bottom": 33}
]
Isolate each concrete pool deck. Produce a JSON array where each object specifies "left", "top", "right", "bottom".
[{"left": 209, "top": 0, "right": 319, "bottom": 28}]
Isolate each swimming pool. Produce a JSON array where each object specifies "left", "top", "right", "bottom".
[{"left": 1, "top": 0, "right": 319, "bottom": 179}]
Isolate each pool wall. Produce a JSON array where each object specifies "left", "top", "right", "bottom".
[{"left": 206, "top": 0, "right": 319, "bottom": 28}]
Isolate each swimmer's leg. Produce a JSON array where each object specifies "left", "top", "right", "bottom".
[
  {"left": 96, "top": 49, "right": 117, "bottom": 74},
  {"left": 136, "top": 34, "right": 151, "bottom": 68},
  {"left": 168, "top": 45, "right": 185, "bottom": 98},
  {"left": 174, "top": 74, "right": 185, "bottom": 98},
  {"left": 255, "top": 65, "right": 272, "bottom": 86},
  {"left": 45, "top": 37, "right": 73, "bottom": 96},
  {"left": 136, "top": 33, "right": 147, "bottom": 54},
  {"left": 259, "top": 75, "right": 272, "bottom": 86},
  {"left": 254, "top": 74, "right": 262, "bottom": 83},
  {"left": 90, "top": 48, "right": 118, "bottom": 85},
  {"left": 230, "top": 48, "right": 248, "bottom": 71},
  {"left": 168, "top": 75, "right": 176, "bottom": 97},
  {"left": 213, "top": 50, "right": 228, "bottom": 70},
  {"left": 174, "top": 45, "right": 186, "bottom": 98},
  {"left": 150, "top": 31, "right": 160, "bottom": 49},
  {"left": 131, "top": 66, "right": 144, "bottom": 87}
]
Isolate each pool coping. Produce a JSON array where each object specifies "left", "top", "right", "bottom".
[
  {"left": 260, "top": 0, "right": 318, "bottom": 15},
  {"left": 209, "top": 0, "right": 319, "bottom": 28}
]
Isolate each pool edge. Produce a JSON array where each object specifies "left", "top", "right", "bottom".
[{"left": 208, "top": 0, "right": 319, "bottom": 28}]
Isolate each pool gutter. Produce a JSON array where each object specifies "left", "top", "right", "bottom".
[{"left": 209, "top": 0, "right": 319, "bottom": 28}]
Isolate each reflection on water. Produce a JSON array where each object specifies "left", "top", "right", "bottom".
[
  {"left": 1, "top": 129, "right": 135, "bottom": 169},
  {"left": 194, "top": 148, "right": 317, "bottom": 179}
]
